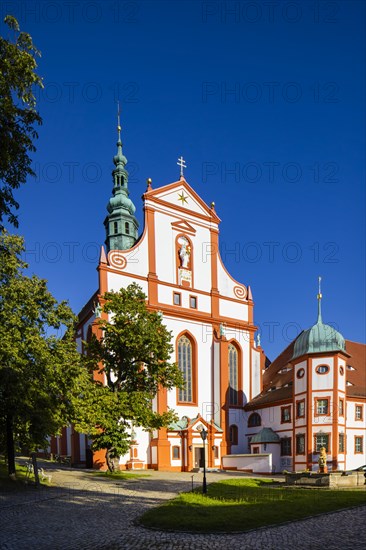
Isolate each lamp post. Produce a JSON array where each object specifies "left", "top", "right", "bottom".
[{"left": 200, "top": 428, "right": 208, "bottom": 494}]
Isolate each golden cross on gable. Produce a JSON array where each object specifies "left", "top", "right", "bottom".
[{"left": 177, "top": 191, "right": 188, "bottom": 205}]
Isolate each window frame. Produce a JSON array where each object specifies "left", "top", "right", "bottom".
[
  {"left": 173, "top": 292, "right": 181, "bottom": 306},
  {"left": 355, "top": 436, "right": 363, "bottom": 454},
  {"left": 189, "top": 295, "right": 197, "bottom": 309},
  {"left": 248, "top": 412, "right": 261, "bottom": 428},
  {"left": 355, "top": 404, "right": 363, "bottom": 421},
  {"left": 228, "top": 342, "right": 240, "bottom": 406},
  {"left": 315, "top": 397, "right": 329, "bottom": 416},
  {"left": 229, "top": 424, "right": 238, "bottom": 446},
  {"left": 339, "top": 398, "right": 344, "bottom": 417},
  {"left": 314, "top": 433, "right": 330, "bottom": 453},
  {"left": 315, "top": 364, "right": 330, "bottom": 375},
  {"left": 176, "top": 333, "right": 197, "bottom": 405},
  {"left": 280, "top": 437, "right": 292, "bottom": 456},
  {"left": 339, "top": 433, "right": 345, "bottom": 453},
  {"left": 281, "top": 406, "right": 291, "bottom": 424},
  {"left": 296, "top": 433, "right": 305, "bottom": 455},
  {"left": 172, "top": 446, "right": 180, "bottom": 460},
  {"left": 296, "top": 399, "right": 305, "bottom": 418}
]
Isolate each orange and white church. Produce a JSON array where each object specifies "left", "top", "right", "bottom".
[{"left": 51, "top": 120, "right": 365, "bottom": 474}]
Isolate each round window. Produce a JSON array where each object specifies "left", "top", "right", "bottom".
[
  {"left": 316, "top": 365, "right": 329, "bottom": 374},
  {"left": 297, "top": 368, "right": 305, "bottom": 379}
]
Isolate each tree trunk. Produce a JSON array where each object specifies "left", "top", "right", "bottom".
[
  {"left": 106, "top": 449, "right": 115, "bottom": 473},
  {"left": 6, "top": 414, "right": 16, "bottom": 476}
]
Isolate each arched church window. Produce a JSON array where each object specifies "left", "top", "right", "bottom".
[
  {"left": 228, "top": 343, "right": 239, "bottom": 405},
  {"left": 113, "top": 221, "right": 118, "bottom": 234},
  {"left": 125, "top": 222, "right": 130, "bottom": 235},
  {"left": 178, "top": 335, "right": 193, "bottom": 403},
  {"left": 248, "top": 412, "right": 261, "bottom": 427}
]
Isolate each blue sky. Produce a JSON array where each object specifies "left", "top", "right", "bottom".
[{"left": 1, "top": 0, "right": 365, "bottom": 359}]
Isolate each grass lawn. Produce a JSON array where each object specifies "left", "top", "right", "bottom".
[
  {"left": 139, "top": 478, "right": 366, "bottom": 533},
  {"left": 0, "top": 458, "right": 40, "bottom": 488}
]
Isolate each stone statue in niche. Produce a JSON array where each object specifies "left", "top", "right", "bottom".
[
  {"left": 179, "top": 237, "right": 191, "bottom": 269},
  {"left": 93, "top": 302, "right": 102, "bottom": 318}
]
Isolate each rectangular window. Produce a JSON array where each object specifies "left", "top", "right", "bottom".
[
  {"left": 253, "top": 446, "right": 260, "bottom": 454},
  {"left": 296, "top": 400, "right": 305, "bottom": 418},
  {"left": 172, "top": 446, "right": 180, "bottom": 459},
  {"left": 316, "top": 398, "right": 329, "bottom": 415},
  {"left": 355, "top": 436, "right": 363, "bottom": 453},
  {"left": 173, "top": 292, "right": 181, "bottom": 306},
  {"left": 339, "top": 433, "right": 345, "bottom": 453},
  {"left": 213, "top": 446, "right": 219, "bottom": 459},
  {"left": 281, "top": 406, "right": 291, "bottom": 423},
  {"left": 339, "top": 399, "right": 344, "bottom": 416},
  {"left": 314, "top": 433, "right": 329, "bottom": 453},
  {"left": 189, "top": 296, "right": 197, "bottom": 309},
  {"left": 355, "top": 405, "right": 363, "bottom": 421},
  {"left": 296, "top": 434, "right": 305, "bottom": 455},
  {"left": 281, "top": 437, "right": 291, "bottom": 456}
]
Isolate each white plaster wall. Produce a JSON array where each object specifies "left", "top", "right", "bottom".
[
  {"left": 338, "top": 357, "right": 346, "bottom": 392},
  {"left": 213, "top": 341, "right": 220, "bottom": 427},
  {"left": 193, "top": 225, "right": 213, "bottom": 291},
  {"left": 217, "top": 255, "right": 247, "bottom": 301},
  {"left": 107, "top": 272, "right": 148, "bottom": 295},
  {"left": 164, "top": 317, "right": 213, "bottom": 414},
  {"left": 157, "top": 284, "right": 211, "bottom": 313},
  {"left": 154, "top": 185, "right": 209, "bottom": 216},
  {"left": 312, "top": 357, "right": 334, "bottom": 390},
  {"left": 311, "top": 390, "right": 333, "bottom": 425},
  {"left": 246, "top": 404, "right": 293, "bottom": 433},
  {"left": 154, "top": 212, "right": 175, "bottom": 283},
  {"left": 219, "top": 298, "right": 248, "bottom": 321},
  {"left": 345, "top": 427, "right": 366, "bottom": 470},
  {"left": 222, "top": 454, "right": 272, "bottom": 473},
  {"left": 151, "top": 446, "right": 157, "bottom": 464},
  {"left": 122, "top": 238, "right": 149, "bottom": 277},
  {"left": 294, "top": 360, "right": 307, "bottom": 394}
]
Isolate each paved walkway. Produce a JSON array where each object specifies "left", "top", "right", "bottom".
[{"left": 0, "top": 462, "right": 365, "bottom": 549}]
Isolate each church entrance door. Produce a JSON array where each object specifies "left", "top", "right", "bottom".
[{"left": 194, "top": 447, "right": 204, "bottom": 468}]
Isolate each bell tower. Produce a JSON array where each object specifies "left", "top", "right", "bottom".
[{"left": 104, "top": 106, "right": 139, "bottom": 252}]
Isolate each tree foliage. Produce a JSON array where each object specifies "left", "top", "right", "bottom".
[
  {"left": 75, "top": 283, "right": 183, "bottom": 471},
  {"left": 0, "top": 231, "right": 84, "bottom": 475},
  {"left": 0, "top": 15, "right": 43, "bottom": 228}
]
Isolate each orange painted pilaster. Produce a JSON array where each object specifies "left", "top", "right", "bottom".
[
  {"left": 220, "top": 338, "right": 229, "bottom": 456},
  {"left": 306, "top": 358, "right": 312, "bottom": 470},
  {"left": 332, "top": 355, "right": 339, "bottom": 471},
  {"left": 146, "top": 207, "right": 158, "bottom": 305},
  {"left": 210, "top": 229, "right": 220, "bottom": 318}
]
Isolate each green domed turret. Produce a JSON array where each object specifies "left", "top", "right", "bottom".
[
  {"left": 104, "top": 109, "right": 139, "bottom": 252},
  {"left": 292, "top": 278, "right": 345, "bottom": 360}
]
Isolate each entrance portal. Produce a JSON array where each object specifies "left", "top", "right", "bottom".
[{"left": 194, "top": 447, "right": 204, "bottom": 468}]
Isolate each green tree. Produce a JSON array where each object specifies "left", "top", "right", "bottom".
[
  {"left": 75, "top": 283, "right": 183, "bottom": 472},
  {"left": 0, "top": 15, "right": 43, "bottom": 228},
  {"left": 0, "top": 230, "right": 84, "bottom": 476}
]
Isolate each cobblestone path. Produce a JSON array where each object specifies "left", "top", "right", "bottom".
[{"left": 0, "top": 464, "right": 365, "bottom": 549}]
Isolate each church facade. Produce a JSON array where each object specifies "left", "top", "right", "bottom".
[{"left": 50, "top": 121, "right": 365, "bottom": 473}]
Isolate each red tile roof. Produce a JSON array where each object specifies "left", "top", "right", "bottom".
[{"left": 244, "top": 339, "right": 365, "bottom": 410}]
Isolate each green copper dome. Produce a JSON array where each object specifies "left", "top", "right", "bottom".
[
  {"left": 292, "top": 285, "right": 345, "bottom": 360},
  {"left": 251, "top": 428, "right": 280, "bottom": 444}
]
